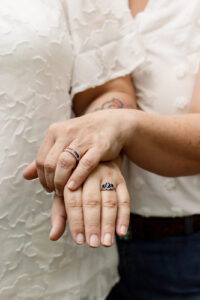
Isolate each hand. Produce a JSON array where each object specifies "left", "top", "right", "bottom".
[
  {"left": 23, "top": 109, "right": 133, "bottom": 195},
  {"left": 50, "top": 161, "right": 130, "bottom": 248}
]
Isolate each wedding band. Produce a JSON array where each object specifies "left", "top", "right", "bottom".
[
  {"left": 63, "top": 147, "right": 80, "bottom": 162},
  {"left": 101, "top": 183, "right": 116, "bottom": 191}
]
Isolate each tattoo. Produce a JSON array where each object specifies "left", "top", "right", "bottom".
[{"left": 86, "top": 98, "right": 133, "bottom": 113}]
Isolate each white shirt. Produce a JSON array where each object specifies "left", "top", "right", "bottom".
[
  {"left": 0, "top": 0, "right": 145, "bottom": 299},
  {"left": 123, "top": 0, "right": 200, "bottom": 217}
]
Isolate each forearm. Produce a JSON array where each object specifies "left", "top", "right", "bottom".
[
  {"left": 72, "top": 76, "right": 136, "bottom": 167},
  {"left": 82, "top": 91, "right": 136, "bottom": 114},
  {"left": 73, "top": 76, "right": 137, "bottom": 116},
  {"left": 124, "top": 110, "right": 200, "bottom": 176}
]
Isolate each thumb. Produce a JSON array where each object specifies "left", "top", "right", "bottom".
[{"left": 23, "top": 160, "right": 38, "bottom": 180}]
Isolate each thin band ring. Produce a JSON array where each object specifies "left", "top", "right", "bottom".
[
  {"left": 63, "top": 147, "right": 80, "bottom": 162},
  {"left": 101, "top": 182, "right": 116, "bottom": 191}
]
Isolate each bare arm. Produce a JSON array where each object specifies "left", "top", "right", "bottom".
[
  {"left": 124, "top": 111, "right": 200, "bottom": 177},
  {"left": 74, "top": 73, "right": 200, "bottom": 178},
  {"left": 24, "top": 71, "right": 200, "bottom": 191},
  {"left": 122, "top": 67, "right": 200, "bottom": 177},
  {"left": 73, "top": 75, "right": 137, "bottom": 116}
]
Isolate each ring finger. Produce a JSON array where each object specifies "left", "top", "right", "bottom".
[{"left": 101, "top": 183, "right": 117, "bottom": 247}]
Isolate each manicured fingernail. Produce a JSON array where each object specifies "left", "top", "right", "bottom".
[
  {"left": 76, "top": 233, "right": 85, "bottom": 245},
  {"left": 67, "top": 181, "right": 76, "bottom": 190},
  {"left": 103, "top": 233, "right": 112, "bottom": 246},
  {"left": 90, "top": 235, "right": 99, "bottom": 247},
  {"left": 120, "top": 225, "right": 127, "bottom": 235}
]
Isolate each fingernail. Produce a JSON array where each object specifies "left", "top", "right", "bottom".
[
  {"left": 76, "top": 233, "right": 85, "bottom": 245},
  {"left": 67, "top": 181, "right": 76, "bottom": 190},
  {"left": 90, "top": 235, "right": 99, "bottom": 247},
  {"left": 103, "top": 233, "right": 112, "bottom": 246},
  {"left": 120, "top": 225, "right": 127, "bottom": 235}
]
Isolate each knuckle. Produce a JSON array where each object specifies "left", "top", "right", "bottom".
[
  {"left": 66, "top": 197, "right": 82, "bottom": 208},
  {"left": 118, "top": 197, "right": 130, "bottom": 208},
  {"left": 81, "top": 157, "right": 93, "bottom": 170},
  {"left": 104, "top": 169, "right": 113, "bottom": 178},
  {"left": 103, "top": 197, "right": 117, "bottom": 208},
  {"left": 83, "top": 198, "right": 100, "bottom": 208},
  {"left": 48, "top": 122, "right": 58, "bottom": 133},
  {"left": 118, "top": 178, "right": 125, "bottom": 185},
  {"left": 44, "top": 160, "right": 56, "bottom": 173},
  {"left": 58, "top": 154, "right": 75, "bottom": 169},
  {"left": 65, "top": 124, "right": 74, "bottom": 135},
  {"left": 36, "top": 159, "right": 44, "bottom": 169}
]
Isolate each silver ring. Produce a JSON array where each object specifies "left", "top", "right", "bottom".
[
  {"left": 101, "top": 182, "right": 116, "bottom": 191},
  {"left": 63, "top": 147, "right": 80, "bottom": 162}
]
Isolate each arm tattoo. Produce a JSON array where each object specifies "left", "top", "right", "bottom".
[{"left": 86, "top": 98, "right": 133, "bottom": 113}]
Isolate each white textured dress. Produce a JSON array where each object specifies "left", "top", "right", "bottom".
[
  {"left": 0, "top": 0, "right": 145, "bottom": 299},
  {"left": 124, "top": 0, "right": 200, "bottom": 217}
]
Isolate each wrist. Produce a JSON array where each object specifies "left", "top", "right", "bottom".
[{"left": 120, "top": 109, "right": 139, "bottom": 149}]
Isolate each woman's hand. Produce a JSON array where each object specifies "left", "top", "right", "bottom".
[
  {"left": 50, "top": 160, "right": 130, "bottom": 248},
  {"left": 24, "top": 109, "right": 134, "bottom": 195}
]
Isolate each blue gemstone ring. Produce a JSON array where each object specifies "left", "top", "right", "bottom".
[{"left": 101, "top": 182, "right": 116, "bottom": 191}]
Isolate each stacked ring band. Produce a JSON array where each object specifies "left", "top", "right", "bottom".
[
  {"left": 63, "top": 147, "right": 80, "bottom": 162},
  {"left": 101, "top": 182, "right": 116, "bottom": 191}
]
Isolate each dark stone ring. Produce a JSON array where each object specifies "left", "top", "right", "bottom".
[{"left": 101, "top": 182, "right": 116, "bottom": 191}]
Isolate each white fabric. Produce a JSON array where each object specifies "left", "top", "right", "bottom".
[
  {"left": 0, "top": 0, "right": 145, "bottom": 299},
  {"left": 65, "top": 0, "right": 146, "bottom": 97},
  {"left": 123, "top": 0, "right": 200, "bottom": 217}
]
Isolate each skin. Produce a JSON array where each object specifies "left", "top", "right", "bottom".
[
  {"left": 24, "top": 1, "right": 200, "bottom": 245},
  {"left": 24, "top": 76, "right": 136, "bottom": 195},
  {"left": 23, "top": 73, "right": 200, "bottom": 247},
  {"left": 24, "top": 76, "right": 136, "bottom": 247},
  {"left": 50, "top": 160, "right": 130, "bottom": 248},
  {"left": 129, "top": 0, "right": 149, "bottom": 18}
]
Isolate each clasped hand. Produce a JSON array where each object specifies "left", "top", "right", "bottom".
[{"left": 23, "top": 110, "right": 131, "bottom": 247}]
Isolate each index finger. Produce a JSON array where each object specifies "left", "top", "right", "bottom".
[{"left": 67, "top": 148, "right": 101, "bottom": 190}]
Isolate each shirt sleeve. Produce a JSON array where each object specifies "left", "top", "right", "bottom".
[{"left": 63, "top": 0, "right": 146, "bottom": 97}]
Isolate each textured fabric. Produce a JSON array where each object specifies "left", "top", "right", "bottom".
[
  {"left": 63, "top": 0, "right": 146, "bottom": 97},
  {"left": 122, "top": 0, "right": 200, "bottom": 217},
  {"left": 0, "top": 0, "right": 146, "bottom": 299},
  {"left": 107, "top": 231, "right": 200, "bottom": 300}
]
